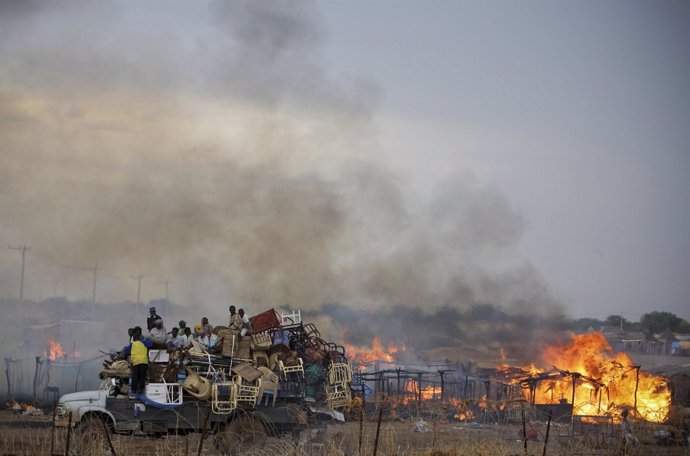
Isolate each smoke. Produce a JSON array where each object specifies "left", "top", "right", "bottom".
[{"left": 0, "top": 1, "right": 563, "bottom": 329}]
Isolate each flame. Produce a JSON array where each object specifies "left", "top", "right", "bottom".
[
  {"left": 454, "top": 410, "right": 474, "bottom": 420},
  {"left": 505, "top": 332, "right": 670, "bottom": 422},
  {"left": 406, "top": 380, "right": 443, "bottom": 401},
  {"left": 43, "top": 339, "right": 82, "bottom": 361},
  {"left": 45, "top": 339, "right": 66, "bottom": 361},
  {"left": 343, "top": 337, "right": 399, "bottom": 364},
  {"left": 6, "top": 399, "right": 32, "bottom": 410}
]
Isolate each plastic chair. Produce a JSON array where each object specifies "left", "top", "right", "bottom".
[
  {"left": 232, "top": 375, "right": 261, "bottom": 406},
  {"left": 325, "top": 382, "right": 351, "bottom": 410},
  {"left": 181, "top": 369, "right": 211, "bottom": 400},
  {"left": 211, "top": 382, "right": 238, "bottom": 414},
  {"left": 328, "top": 362, "right": 352, "bottom": 384},
  {"left": 257, "top": 366, "right": 280, "bottom": 406},
  {"left": 278, "top": 358, "right": 304, "bottom": 380},
  {"left": 252, "top": 351, "right": 270, "bottom": 368},
  {"left": 280, "top": 309, "right": 301, "bottom": 325}
]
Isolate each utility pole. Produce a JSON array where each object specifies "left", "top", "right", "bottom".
[
  {"left": 8, "top": 245, "right": 31, "bottom": 300},
  {"left": 161, "top": 279, "right": 172, "bottom": 316},
  {"left": 90, "top": 265, "right": 100, "bottom": 322},
  {"left": 162, "top": 279, "right": 171, "bottom": 300},
  {"left": 131, "top": 274, "right": 143, "bottom": 304}
]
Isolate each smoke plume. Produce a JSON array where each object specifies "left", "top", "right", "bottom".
[{"left": 0, "top": 1, "right": 563, "bottom": 328}]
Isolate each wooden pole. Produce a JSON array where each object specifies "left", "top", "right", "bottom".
[
  {"left": 4, "top": 357, "right": 11, "bottom": 398},
  {"left": 196, "top": 407, "right": 212, "bottom": 456},
  {"left": 361, "top": 380, "right": 366, "bottom": 411},
  {"left": 358, "top": 406, "right": 364, "bottom": 456},
  {"left": 372, "top": 402, "right": 384, "bottom": 456},
  {"left": 50, "top": 399, "right": 57, "bottom": 456},
  {"left": 75, "top": 362, "right": 84, "bottom": 392},
  {"left": 33, "top": 356, "right": 40, "bottom": 404},
  {"left": 100, "top": 416, "right": 117, "bottom": 456},
  {"left": 633, "top": 366, "right": 640, "bottom": 413},
  {"left": 521, "top": 404, "right": 528, "bottom": 456},
  {"left": 542, "top": 408, "right": 552, "bottom": 456},
  {"left": 63, "top": 411, "right": 72, "bottom": 456}
]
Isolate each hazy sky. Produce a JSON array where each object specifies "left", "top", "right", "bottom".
[
  {"left": 318, "top": 0, "right": 690, "bottom": 320},
  {"left": 0, "top": 1, "right": 688, "bottom": 322}
]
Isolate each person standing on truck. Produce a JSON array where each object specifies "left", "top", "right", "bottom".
[
  {"left": 228, "top": 306, "right": 242, "bottom": 334},
  {"left": 181, "top": 326, "right": 194, "bottom": 347},
  {"left": 167, "top": 327, "right": 184, "bottom": 350},
  {"left": 200, "top": 317, "right": 213, "bottom": 335},
  {"left": 149, "top": 319, "right": 167, "bottom": 343},
  {"left": 146, "top": 307, "right": 161, "bottom": 332},
  {"left": 238, "top": 308, "right": 251, "bottom": 336},
  {"left": 121, "top": 327, "right": 154, "bottom": 396}
]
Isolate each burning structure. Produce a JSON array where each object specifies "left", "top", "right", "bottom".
[{"left": 345, "top": 331, "right": 672, "bottom": 426}]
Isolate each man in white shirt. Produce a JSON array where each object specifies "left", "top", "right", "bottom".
[{"left": 149, "top": 319, "right": 167, "bottom": 343}]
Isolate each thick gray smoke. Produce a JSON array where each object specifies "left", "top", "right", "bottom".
[{"left": 0, "top": 1, "right": 563, "bottom": 332}]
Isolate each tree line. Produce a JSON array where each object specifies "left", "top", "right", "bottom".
[{"left": 569, "top": 311, "right": 690, "bottom": 334}]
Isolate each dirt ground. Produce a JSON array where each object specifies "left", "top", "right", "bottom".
[{"left": 1, "top": 410, "right": 688, "bottom": 456}]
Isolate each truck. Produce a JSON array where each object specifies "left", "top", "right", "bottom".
[{"left": 54, "top": 311, "right": 351, "bottom": 454}]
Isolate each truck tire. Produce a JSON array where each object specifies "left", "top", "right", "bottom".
[
  {"left": 213, "top": 412, "right": 267, "bottom": 455},
  {"left": 69, "top": 414, "right": 113, "bottom": 456}
]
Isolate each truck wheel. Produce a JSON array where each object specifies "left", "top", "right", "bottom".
[
  {"left": 214, "top": 413, "right": 267, "bottom": 455},
  {"left": 69, "top": 415, "right": 113, "bottom": 456}
]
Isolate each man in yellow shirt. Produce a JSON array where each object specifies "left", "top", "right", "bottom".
[{"left": 122, "top": 327, "right": 154, "bottom": 395}]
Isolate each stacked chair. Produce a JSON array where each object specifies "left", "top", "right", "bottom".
[{"left": 325, "top": 362, "right": 353, "bottom": 410}]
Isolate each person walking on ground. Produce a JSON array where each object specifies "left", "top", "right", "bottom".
[{"left": 621, "top": 407, "right": 639, "bottom": 455}]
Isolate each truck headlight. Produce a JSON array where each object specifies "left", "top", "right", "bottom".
[{"left": 55, "top": 405, "right": 67, "bottom": 417}]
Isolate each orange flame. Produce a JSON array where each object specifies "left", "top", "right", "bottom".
[
  {"left": 405, "top": 379, "right": 443, "bottom": 401},
  {"left": 46, "top": 339, "right": 66, "bottom": 361},
  {"left": 506, "top": 332, "right": 670, "bottom": 422},
  {"left": 343, "top": 337, "right": 399, "bottom": 364}
]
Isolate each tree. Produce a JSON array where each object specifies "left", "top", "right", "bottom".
[
  {"left": 604, "top": 314, "right": 630, "bottom": 330},
  {"left": 569, "top": 317, "right": 603, "bottom": 331},
  {"left": 640, "top": 311, "right": 690, "bottom": 334}
]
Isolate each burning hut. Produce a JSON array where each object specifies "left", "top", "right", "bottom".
[{"left": 343, "top": 331, "right": 672, "bottom": 427}]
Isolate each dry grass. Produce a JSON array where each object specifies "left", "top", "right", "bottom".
[{"left": 1, "top": 411, "right": 688, "bottom": 456}]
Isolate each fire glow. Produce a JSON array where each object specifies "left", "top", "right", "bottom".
[
  {"left": 44, "top": 339, "right": 80, "bottom": 361},
  {"left": 504, "top": 332, "right": 671, "bottom": 423},
  {"left": 343, "top": 337, "right": 400, "bottom": 364}
]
